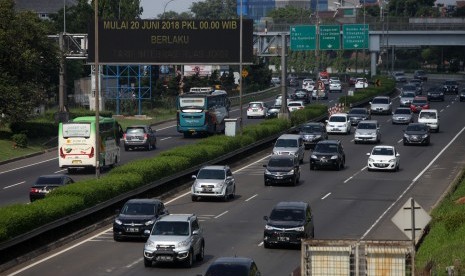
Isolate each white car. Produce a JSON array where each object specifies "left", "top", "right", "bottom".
[
  {"left": 329, "top": 77, "right": 340, "bottom": 84},
  {"left": 354, "top": 120, "right": 381, "bottom": 144},
  {"left": 247, "top": 101, "right": 268, "bottom": 119},
  {"left": 329, "top": 80, "right": 342, "bottom": 93},
  {"left": 369, "top": 96, "right": 392, "bottom": 115},
  {"left": 302, "top": 79, "right": 315, "bottom": 92},
  {"left": 418, "top": 109, "right": 439, "bottom": 132},
  {"left": 366, "top": 145, "right": 400, "bottom": 172},
  {"left": 287, "top": 101, "right": 305, "bottom": 112},
  {"left": 325, "top": 113, "right": 351, "bottom": 134},
  {"left": 191, "top": 165, "right": 236, "bottom": 201},
  {"left": 354, "top": 78, "right": 368, "bottom": 89}
]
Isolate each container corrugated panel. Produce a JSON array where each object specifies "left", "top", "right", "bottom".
[
  {"left": 307, "top": 246, "right": 351, "bottom": 276},
  {"left": 366, "top": 246, "right": 408, "bottom": 276}
]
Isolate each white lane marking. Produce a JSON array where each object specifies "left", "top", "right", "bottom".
[
  {"left": 3, "top": 181, "right": 26, "bottom": 189},
  {"left": 258, "top": 241, "right": 264, "bottom": 246},
  {"left": 215, "top": 211, "right": 229, "bottom": 219},
  {"left": 234, "top": 155, "right": 270, "bottom": 173},
  {"left": 160, "top": 137, "right": 171, "bottom": 141},
  {"left": 54, "top": 169, "right": 67, "bottom": 173},
  {"left": 7, "top": 228, "right": 113, "bottom": 276},
  {"left": 126, "top": 258, "right": 143, "bottom": 268},
  {"left": 397, "top": 139, "right": 403, "bottom": 144},
  {"left": 441, "top": 108, "right": 446, "bottom": 112},
  {"left": 321, "top": 193, "right": 331, "bottom": 200},
  {"left": 156, "top": 125, "right": 176, "bottom": 131},
  {"left": 0, "top": 158, "right": 57, "bottom": 176},
  {"left": 344, "top": 176, "right": 354, "bottom": 183},
  {"left": 343, "top": 166, "right": 367, "bottom": 183},
  {"left": 245, "top": 194, "right": 258, "bottom": 202},
  {"left": 361, "top": 125, "right": 465, "bottom": 240}
]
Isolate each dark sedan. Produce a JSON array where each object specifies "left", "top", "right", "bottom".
[
  {"left": 299, "top": 122, "right": 328, "bottom": 149},
  {"left": 263, "top": 155, "right": 300, "bottom": 186},
  {"left": 309, "top": 140, "right": 345, "bottom": 170},
  {"left": 291, "top": 89, "right": 310, "bottom": 104},
  {"left": 403, "top": 123, "right": 430, "bottom": 146},
  {"left": 123, "top": 125, "right": 157, "bottom": 151},
  {"left": 347, "top": 107, "right": 371, "bottom": 125},
  {"left": 29, "top": 175, "right": 74, "bottom": 202},
  {"left": 426, "top": 87, "right": 445, "bottom": 102},
  {"left": 443, "top": 80, "right": 459, "bottom": 94},
  {"left": 113, "top": 198, "right": 169, "bottom": 241}
]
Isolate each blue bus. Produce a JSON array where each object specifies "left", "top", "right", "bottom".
[{"left": 176, "top": 87, "right": 231, "bottom": 138}]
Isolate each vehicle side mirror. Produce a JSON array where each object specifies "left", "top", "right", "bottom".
[
  {"left": 144, "top": 229, "right": 151, "bottom": 236},
  {"left": 263, "top": 164, "right": 267, "bottom": 168},
  {"left": 396, "top": 153, "right": 400, "bottom": 157},
  {"left": 192, "top": 175, "right": 197, "bottom": 179},
  {"left": 115, "top": 209, "right": 120, "bottom": 214},
  {"left": 263, "top": 216, "right": 269, "bottom": 221},
  {"left": 366, "top": 153, "right": 371, "bottom": 156},
  {"left": 192, "top": 229, "right": 200, "bottom": 235}
]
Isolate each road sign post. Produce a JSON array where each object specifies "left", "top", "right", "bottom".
[
  {"left": 290, "top": 25, "right": 316, "bottom": 51},
  {"left": 343, "top": 24, "right": 369, "bottom": 50},
  {"left": 319, "top": 25, "right": 341, "bottom": 50}
]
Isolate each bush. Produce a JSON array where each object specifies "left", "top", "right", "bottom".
[{"left": 12, "top": 133, "right": 28, "bottom": 148}]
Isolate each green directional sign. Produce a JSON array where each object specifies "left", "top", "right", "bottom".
[
  {"left": 319, "top": 25, "right": 341, "bottom": 50},
  {"left": 290, "top": 25, "right": 316, "bottom": 51},
  {"left": 343, "top": 24, "right": 369, "bottom": 50}
]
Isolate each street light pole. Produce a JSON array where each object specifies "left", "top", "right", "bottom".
[
  {"left": 239, "top": 0, "right": 244, "bottom": 133},
  {"left": 163, "top": 0, "right": 175, "bottom": 18},
  {"left": 94, "top": 0, "right": 100, "bottom": 179}
]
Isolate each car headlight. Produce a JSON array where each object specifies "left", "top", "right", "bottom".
[
  {"left": 115, "top": 219, "right": 122, "bottom": 225},
  {"left": 145, "top": 219, "right": 155, "bottom": 226},
  {"left": 294, "top": 226, "right": 305, "bottom": 232},
  {"left": 368, "top": 158, "right": 374, "bottom": 162},
  {"left": 286, "top": 169, "right": 295, "bottom": 175},
  {"left": 145, "top": 239, "right": 155, "bottom": 247},
  {"left": 331, "top": 155, "right": 338, "bottom": 160},
  {"left": 265, "top": 224, "right": 274, "bottom": 230},
  {"left": 265, "top": 169, "right": 271, "bottom": 175},
  {"left": 404, "top": 134, "right": 409, "bottom": 138},
  {"left": 388, "top": 159, "right": 396, "bottom": 162},
  {"left": 422, "top": 134, "right": 429, "bottom": 138},
  {"left": 217, "top": 182, "right": 225, "bottom": 189},
  {"left": 178, "top": 238, "right": 191, "bottom": 248},
  {"left": 311, "top": 154, "right": 317, "bottom": 159}
]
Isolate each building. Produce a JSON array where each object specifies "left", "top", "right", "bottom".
[{"left": 14, "top": 0, "right": 77, "bottom": 20}]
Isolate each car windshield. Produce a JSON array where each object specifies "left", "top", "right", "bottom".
[
  {"left": 152, "top": 221, "right": 189, "bottom": 236},
  {"left": 302, "top": 125, "right": 323, "bottom": 132},
  {"left": 349, "top": 109, "right": 367, "bottom": 115},
  {"left": 329, "top": 116, "right": 346, "bottom": 122},
  {"left": 197, "top": 169, "right": 225, "bottom": 180},
  {"left": 121, "top": 203, "right": 155, "bottom": 215},
  {"left": 288, "top": 103, "right": 303, "bottom": 107},
  {"left": 407, "top": 124, "right": 427, "bottom": 132},
  {"left": 126, "top": 128, "right": 145, "bottom": 134},
  {"left": 395, "top": 109, "right": 411, "bottom": 115},
  {"left": 402, "top": 92, "right": 415, "bottom": 98},
  {"left": 35, "top": 176, "right": 64, "bottom": 185},
  {"left": 270, "top": 208, "right": 304, "bottom": 221},
  {"left": 206, "top": 264, "right": 249, "bottom": 276},
  {"left": 268, "top": 158, "right": 294, "bottom": 167},
  {"left": 412, "top": 99, "right": 427, "bottom": 105},
  {"left": 314, "top": 144, "right": 337, "bottom": 153},
  {"left": 372, "top": 147, "right": 394, "bottom": 156},
  {"left": 275, "top": 139, "right": 298, "bottom": 147},
  {"left": 372, "top": 98, "right": 389, "bottom": 104},
  {"left": 445, "top": 81, "right": 457, "bottom": 85},
  {"left": 420, "top": 112, "right": 436, "bottom": 119},
  {"left": 357, "top": 123, "right": 376, "bottom": 130}
]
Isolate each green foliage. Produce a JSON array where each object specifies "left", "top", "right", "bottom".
[
  {"left": 10, "top": 121, "right": 57, "bottom": 138},
  {"left": 190, "top": 0, "right": 237, "bottom": 19},
  {"left": 11, "top": 133, "right": 27, "bottom": 148},
  {"left": 290, "top": 104, "right": 328, "bottom": 126}
]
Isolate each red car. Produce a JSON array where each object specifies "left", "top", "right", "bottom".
[{"left": 410, "top": 96, "right": 429, "bottom": 113}]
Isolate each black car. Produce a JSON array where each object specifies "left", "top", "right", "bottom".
[
  {"left": 460, "top": 88, "right": 465, "bottom": 102},
  {"left": 403, "top": 123, "right": 430, "bottom": 146},
  {"left": 347, "top": 107, "right": 371, "bottom": 126},
  {"left": 265, "top": 105, "right": 281, "bottom": 119},
  {"left": 29, "top": 174, "right": 75, "bottom": 202},
  {"left": 113, "top": 198, "right": 169, "bottom": 241},
  {"left": 288, "top": 77, "right": 299, "bottom": 87},
  {"left": 299, "top": 122, "right": 328, "bottom": 149},
  {"left": 291, "top": 89, "right": 310, "bottom": 104},
  {"left": 309, "top": 140, "right": 345, "bottom": 170},
  {"left": 204, "top": 257, "right": 261, "bottom": 276},
  {"left": 123, "top": 125, "right": 157, "bottom": 151},
  {"left": 443, "top": 80, "right": 459, "bottom": 94},
  {"left": 263, "top": 155, "right": 300, "bottom": 186},
  {"left": 263, "top": 201, "right": 314, "bottom": 248},
  {"left": 426, "top": 86, "right": 445, "bottom": 102},
  {"left": 414, "top": 70, "right": 428, "bottom": 81}
]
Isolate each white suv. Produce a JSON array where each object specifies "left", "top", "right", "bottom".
[
  {"left": 418, "top": 109, "right": 440, "bottom": 132},
  {"left": 326, "top": 113, "right": 351, "bottom": 135},
  {"left": 191, "top": 165, "right": 235, "bottom": 201},
  {"left": 143, "top": 214, "right": 205, "bottom": 268}
]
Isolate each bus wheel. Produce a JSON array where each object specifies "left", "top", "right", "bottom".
[{"left": 183, "top": 132, "right": 191, "bottom": 138}]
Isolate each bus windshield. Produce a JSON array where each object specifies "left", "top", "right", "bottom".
[{"left": 179, "top": 97, "right": 206, "bottom": 108}]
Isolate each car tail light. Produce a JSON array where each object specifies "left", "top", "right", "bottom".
[
  {"left": 59, "top": 147, "right": 65, "bottom": 158},
  {"left": 89, "top": 147, "right": 94, "bottom": 158},
  {"left": 247, "top": 108, "right": 251, "bottom": 111},
  {"left": 144, "top": 133, "right": 148, "bottom": 140},
  {"left": 123, "top": 133, "right": 127, "bottom": 140},
  {"left": 30, "top": 188, "right": 40, "bottom": 193}
]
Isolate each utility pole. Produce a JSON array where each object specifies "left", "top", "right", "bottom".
[{"left": 94, "top": 0, "right": 100, "bottom": 179}]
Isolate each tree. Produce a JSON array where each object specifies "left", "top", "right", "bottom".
[
  {"left": 0, "top": 0, "right": 59, "bottom": 123},
  {"left": 190, "top": 0, "right": 237, "bottom": 19},
  {"left": 387, "top": 0, "right": 435, "bottom": 17},
  {"left": 266, "top": 5, "right": 313, "bottom": 24}
]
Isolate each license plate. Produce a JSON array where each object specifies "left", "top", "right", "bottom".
[
  {"left": 72, "top": 160, "right": 82, "bottom": 164},
  {"left": 253, "top": 109, "right": 257, "bottom": 111},
  {"left": 126, "top": 227, "right": 139, "bottom": 232},
  {"left": 332, "top": 128, "right": 338, "bottom": 131},
  {"left": 277, "top": 236, "right": 289, "bottom": 242},
  {"left": 202, "top": 188, "right": 212, "bottom": 192},
  {"left": 157, "top": 255, "right": 173, "bottom": 261}
]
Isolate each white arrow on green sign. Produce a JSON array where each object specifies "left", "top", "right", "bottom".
[
  {"left": 319, "top": 25, "right": 341, "bottom": 50},
  {"left": 343, "top": 24, "right": 369, "bottom": 50},
  {"left": 290, "top": 25, "right": 316, "bottom": 51}
]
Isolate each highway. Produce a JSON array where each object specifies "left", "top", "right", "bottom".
[{"left": 2, "top": 79, "right": 465, "bottom": 275}]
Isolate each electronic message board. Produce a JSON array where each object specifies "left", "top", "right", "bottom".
[{"left": 88, "top": 19, "right": 254, "bottom": 64}]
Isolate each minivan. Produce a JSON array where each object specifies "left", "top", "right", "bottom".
[
  {"left": 418, "top": 109, "right": 439, "bottom": 132},
  {"left": 272, "top": 134, "right": 305, "bottom": 164}
]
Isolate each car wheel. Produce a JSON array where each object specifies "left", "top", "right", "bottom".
[
  {"left": 230, "top": 187, "right": 235, "bottom": 199},
  {"left": 367, "top": 167, "right": 372, "bottom": 172},
  {"left": 310, "top": 164, "right": 314, "bottom": 170},
  {"left": 191, "top": 195, "right": 198, "bottom": 202},
  {"left": 436, "top": 127, "right": 440, "bottom": 133},
  {"left": 184, "top": 250, "right": 194, "bottom": 268},
  {"left": 223, "top": 192, "right": 229, "bottom": 202},
  {"left": 264, "top": 241, "right": 271, "bottom": 248},
  {"left": 196, "top": 242, "right": 205, "bottom": 261},
  {"left": 292, "top": 176, "right": 297, "bottom": 186},
  {"left": 144, "top": 258, "right": 152, "bottom": 267},
  {"left": 113, "top": 234, "right": 121, "bottom": 241},
  {"left": 124, "top": 146, "right": 129, "bottom": 151},
  {"left": 354, "top": 140, "right": 358, "bottom": 144}
]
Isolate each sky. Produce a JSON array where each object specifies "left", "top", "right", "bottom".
[{"left": 140, "top": 0, "right": 203, "bottom": 19}]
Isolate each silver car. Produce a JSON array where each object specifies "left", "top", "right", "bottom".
[
  {"left": 392, "top": 107, "right": 414, "bottom": 125},
  {"left": 369, "top": 96, "right": 392, "bottom": 115},
  {"left": 191, "top": 165, "right": 235, "bottom": 201},
  {"left": 354, "top": 120, "right": 381, "bottom": 144},
  {"left": 273, "top": 134, "right": 305, "bottom": 164},
  {"left": 143, "top": 214, "right": 205, "bottom": 268},
  {"left": 399, "top": 91, "right": 416, "bottom": 107}
]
